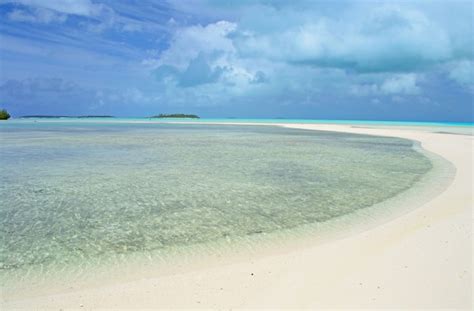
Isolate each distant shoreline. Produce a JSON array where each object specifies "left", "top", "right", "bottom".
[
  {"left": 150, "top": 114, "right": 199, "bottom": 119},
  {"left": 10, "top": 117, "right": 472, "bottom": 127},
  {"left": 20, "top": 115, "right": 115, "bottom": 118}
]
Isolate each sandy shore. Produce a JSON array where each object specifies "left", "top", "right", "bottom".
[{"left": 2, "top": 123, "right": 472, "bottom": 309}]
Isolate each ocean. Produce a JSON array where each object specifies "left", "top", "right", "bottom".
[{"left": 0, "top": 118, "right": 459, "bottom": 290}]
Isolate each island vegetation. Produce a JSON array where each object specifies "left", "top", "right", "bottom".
[
  {"left": 151, "top": 113, "right": 200, "bottom": 119},
  {"left": 0, "top": 109, "right": 11, "bottom": 120}
]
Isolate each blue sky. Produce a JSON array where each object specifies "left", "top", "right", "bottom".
[{"left": 0, "top": 0, "right": 473, "bottom": 121}]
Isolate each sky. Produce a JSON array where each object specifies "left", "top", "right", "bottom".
[{"left": 0, "top": 0, "right": 473, "bottom": 121}]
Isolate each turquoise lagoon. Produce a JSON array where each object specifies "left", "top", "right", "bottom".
[{"left": 0, "top": 119, "right": 454, "bottom": 286}]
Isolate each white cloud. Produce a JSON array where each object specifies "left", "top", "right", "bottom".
[
  {"left": 149, "top": 20, "right": 269, "bottom": 90},
  {"left": 380, "top": 74, "right": 420, "bottom": 95},
  {"left": 448, "top": 60, "right": 474, "bottom": 86},
  {"left": 140, "top": 0, "right": 474, "bottom": 119},
  {"left": 8, "top": 7, "right": 67, "bottom": 23},
  {"left": 232, "top": 4, "right": 457, "bottom": 72},
  {"left": 149, "top": 11, "right": 431, "bottom": 108},
  {"left": 7, "top": 0, "right": 103, "bottom": 16},
  {"left": 4, "top": 0, "right": 113, "bottom": 26},
  {"left": 350, "top": 74, "right": 421, "bottom": 96},
  {"left": 154, "top": 20, "right": 237, "bottom": 70}
]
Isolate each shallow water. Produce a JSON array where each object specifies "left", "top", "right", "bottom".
[{"left": 0, "top": 122, "right": 432, "bottom": 280}]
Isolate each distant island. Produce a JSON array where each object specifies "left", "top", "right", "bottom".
[
  {"left": 21, "top": 115, "right": 115, "bottom": 118},
  {"left": 0, "top": 109, "right": 10, "bottom": 120},
  {"left": 151, "top": 114, "right": 200, "bottom": 119}
]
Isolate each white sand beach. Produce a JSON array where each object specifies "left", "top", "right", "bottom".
[{"left": 2, "top": 123, "right": 472, "bottom": 310}]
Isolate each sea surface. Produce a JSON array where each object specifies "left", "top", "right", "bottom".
[{"left": 0, "top": 119, "right": 460, "bottom": 288}]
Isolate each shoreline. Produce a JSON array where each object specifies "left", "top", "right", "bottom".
[{"left": 1, "top": 123, "right": 472, "bottom": 309}]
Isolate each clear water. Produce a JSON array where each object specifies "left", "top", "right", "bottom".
[
  {"left": 11, "top": 117, "right": 473, "bottom": 135},
  {"left": 0, "top": 121, "right": 433, "bottom": 281}
]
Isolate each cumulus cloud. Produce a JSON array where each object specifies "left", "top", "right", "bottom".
[
  {"left": 149, "top": 1, "right": 472, "bottom": 99},
  {"left": 151, "top": 11, "right": 429, "bottom": 100},
  {"left": 154, "top": 53, "right": 225, "bottom": 87},
  {"left": 1, "top": 0, "right": 472, "bottom": 121},
  {"left": 232, "top": 4, "right": 463, "bottom": 72},
  {"left": 149, "top": 20, "right": 237, "bottom": 70},
  {"left": 149, "top": 20, "right": 267, "bottom": 89},
  {"left": 177, "top": 54, "right": 226, "bottom": 87}
]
